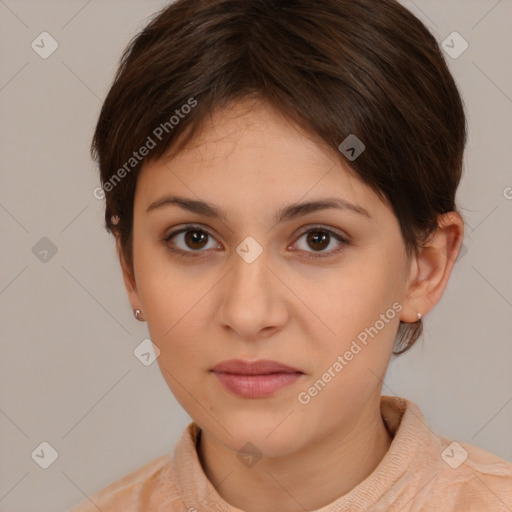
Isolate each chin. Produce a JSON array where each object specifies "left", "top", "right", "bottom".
[{"left": 200, "top": 411, "right": 311, "bottom": 459}]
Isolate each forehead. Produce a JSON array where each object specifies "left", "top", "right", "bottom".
[
  {"left": 168, "top": 99, "right": 339, "bottom": 170},
  {"left": 134, "top": 99, "right": 390, "bottom": 227}
]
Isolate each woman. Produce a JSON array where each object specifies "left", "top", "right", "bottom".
[{"left": 72, "top": 0, "right": 512, "bottom": 510}]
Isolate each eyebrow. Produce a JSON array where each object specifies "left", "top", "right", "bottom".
[{"left": 145, "top": 195, "right": 371, "bottom": 223}]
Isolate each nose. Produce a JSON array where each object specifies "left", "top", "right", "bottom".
[{"left": 216, "top": 246, "right": 288, "bottom": 341}]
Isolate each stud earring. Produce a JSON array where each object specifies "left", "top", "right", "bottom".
[
  {"left": 417, "top": 312, "right": 422, "bottom": 320},
  {"left": 134, "top": 309, "right": 145, "bottom": 321}
]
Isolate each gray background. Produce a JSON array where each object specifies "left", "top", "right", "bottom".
[{"left": 0, "top": 1, "right": 511, "bottom": 511}]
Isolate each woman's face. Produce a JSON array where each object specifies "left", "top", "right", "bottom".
[{"left": 124, "top": 98, "right": 414, "bottom": 457}]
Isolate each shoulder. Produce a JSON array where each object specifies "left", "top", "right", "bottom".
[
  {"left": 69, "top": 453, "right": 175, "bottom": 512},
  {"left": 420, "top": 437, "right": 512, "bottom": 511},
  {"left": 382, "top": 396, "right": 512, "bottom": 511},
  {"left": 69, "top": 422, "right": 201, "bottom": 512}
]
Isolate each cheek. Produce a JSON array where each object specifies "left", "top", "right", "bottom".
[
  {"left": 308, "top": 254, "right": 401, "bottom": 375},
  {"left": 298, "top": 269, "right": 400, "bottom": 419},
  {"left": 321, "top": 261, "right": 397, "bottom": 331},
  {"left": 134, "top": 242, "right": 198, "bottom": 332},
  {"left": 150, "top": 312, "right": 211, "bottom": 417}
]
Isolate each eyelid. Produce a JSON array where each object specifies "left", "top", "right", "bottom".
[
  {"left": 294, "top": 224, "right": 349, "bottom": 243},
  {"left": 163, "top": 223, "right": 223, "bottom": 245}
]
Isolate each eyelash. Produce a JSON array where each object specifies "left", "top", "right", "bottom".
[{"left": 162, "top": 224, "right": 349, "bottom": 260}]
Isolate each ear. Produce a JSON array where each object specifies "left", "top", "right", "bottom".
[
  {"left": 400, "top": 211, "right": 464, "bottom": 323},
  {"left": 115, "top": 234, "right": 144, "bottom": 316}
]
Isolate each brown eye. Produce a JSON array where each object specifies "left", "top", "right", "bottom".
[
  {"left": 164, "top": 225, "right": 220, "bottom": 258},
  {"left": 293, "top": 226, "right": 349, "bottom": 259},
  {"left": 306, "top": 231, "right": 330, "bottom": 251},
  {"left": 183, "top": 230, "right": 209, "bottom": 250},
  {"left": 163, "top": 224, "right": 349, "bottom": 260}
]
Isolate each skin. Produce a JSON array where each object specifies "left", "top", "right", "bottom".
[{"left": 117, "top": 98, "right": 464, "bottom": 511}]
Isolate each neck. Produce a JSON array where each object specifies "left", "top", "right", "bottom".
[{"left": 197, "top": 397, "right": 393, "bottom": 512}]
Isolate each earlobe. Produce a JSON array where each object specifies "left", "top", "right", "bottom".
[
  {"left": 401, "top": 211, "right": 464, "bottom": 323},
  {"left": 133, "top": 309, "right": 146, "bottom": 321}
]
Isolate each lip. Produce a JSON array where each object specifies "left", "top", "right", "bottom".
[
  {"left": 211, "top": 359, "right": 303, "bottom": 375},
  {"left": 211, "top": 359, "right": 304, "bottom": 398}
]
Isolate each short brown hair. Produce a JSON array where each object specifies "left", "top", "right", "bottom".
[{"left": 91, "top": 0, "right": 467, "bottom": 355}]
